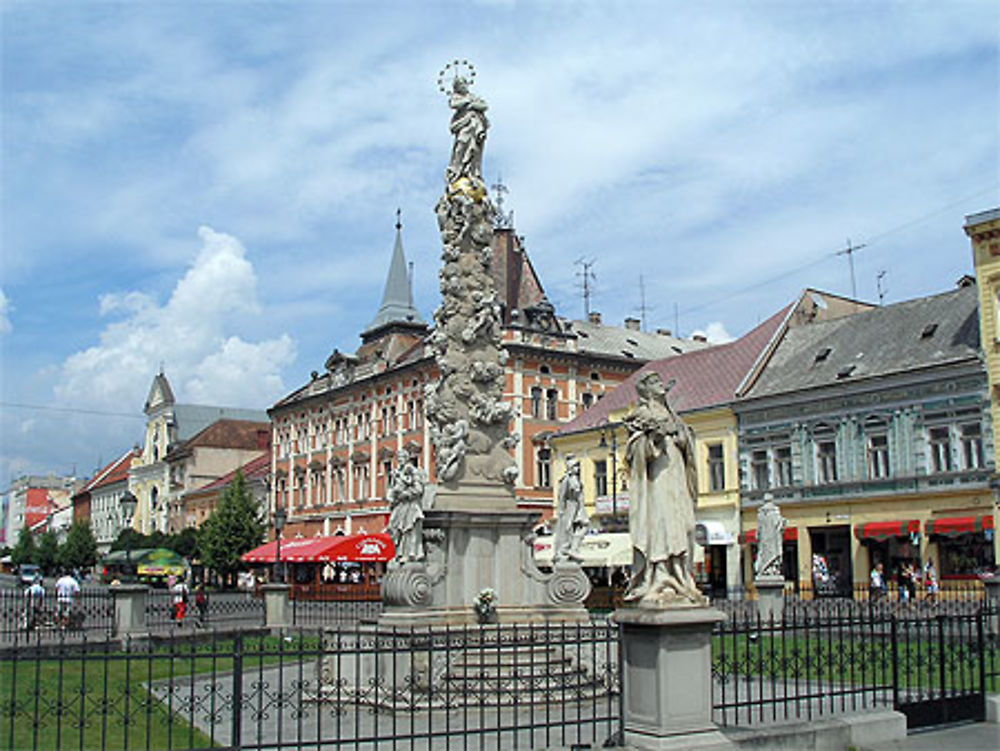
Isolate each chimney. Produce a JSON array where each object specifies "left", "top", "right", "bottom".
[
  {"left": 624, "top": 317, "right": 640, "bottom": 331},
  {"left": 693, "top": 334, "right": 708, "bottom": 343},
  {"left": 656, "top": 328, "right": 673, "bottom": 337},
  {"left": 588, "top": 311, "right": 602, "bottom": 325}
]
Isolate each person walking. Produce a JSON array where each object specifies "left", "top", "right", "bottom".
[
  {"left": 194, "top": 584, "right": 208, "bottom": 628},
  {"left": 924, "top": 560, "right": 939, "bottom": 603},
  {"left": 172, "top": 578, "right": 189, "bottom": 626},
  {"left": 23, "top": 575, "right": 45, "bottom": 631},
  {"left": 870, "top": 562, "right": 887, "bottom": 602},
  {"left": 55, "top": 570, "right": 81, "bottom": 629}
]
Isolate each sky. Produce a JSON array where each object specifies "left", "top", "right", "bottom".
[{"left": 1, "top": 1, "right": 998, "bottom": 489}]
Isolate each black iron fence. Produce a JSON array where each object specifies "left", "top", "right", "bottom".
[
  {"left": 0, "top": 587, "right": 114, "bottom": 640},
  {"left": 712, "top": 597, "right": 1000, "bottom": 729},
  {"left": 291, "top": 594, "right": 383, "bottom": 628},
  {"left": 146, "top": 589, "right": 266, "bottom": 630},
  {"left": 1, "top": 619, "right": 621, "bottom": 751}
]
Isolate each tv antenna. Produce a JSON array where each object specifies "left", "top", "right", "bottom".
[
  {"left": 635, "top": 274, "right": 654, "bottom": 331},
  {"left": 835, "top": 238, "right": 867, "bottom": 300},
  {"left": 876, "top": 270, "right": 888, "bottom": 305},
  {"left": 575, "top": 258, "right": 597, "bottom": 317}
]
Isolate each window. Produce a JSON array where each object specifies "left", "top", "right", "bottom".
[
  {"left": 751, "top": 450, "right": 770, "bottom": 490},
  {"left": 961, "top": 423, "right": 983, "bottom": 469},
  {"left": 581, "top": 392, "right": 594, "bottom": 409},
  {"left": 530, "top": 387, "right": 542, "bottom": 418},
  {"left": 708, "top": 444, "right": 725, "bottom": 492},
  {"left": 383, "top": 460, "right": 393, "bottom": 482},
  {"left": 867, "top": 434, "right": 890, "bottom": 479},
  {"left": 546, "top": 389, "right": 558, "bottom": 420},
  {"left": 775, "top": 446, "right": 793, "bottom": 487},
  {"left": 817, "top": 441, "right": 837, "bottom": 483},
  {"left": 536, "top": 447, "right": 551, "bottom": 488},
  {"left": 594, "top": 460, "right": 608, "bottom": 496},
  {"left": 407, "top": 401, "right": 416, "bottom": 431},
  {"left": 540, "top": 364, "right": 550, "bottom": 375},
  {"left": 929, "top": 427, "right": 952, "bottom": 473}
]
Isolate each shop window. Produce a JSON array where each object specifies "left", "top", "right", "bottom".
[
  {"left": 775, "top": 446, "right": 793, "bottom": 487},
  {"left": 929, "top": 427, "right": 952, "bottom": 472},
  {"left": 751, "top": 449, "right": 769, "bottom": 490},
  {"left": 867, "top": 434, "right": 890, "bottom": 479},
  {"left": 530, "top": 387, "right": 542, "bottom": 418},
  {"left": 708, "top": 444, "right": 725, "bottom": 492},
  {"left": 535, "top": 447, "right": 551, "bottom": 488},
  {"left": 960, "top": 422, "right": 983, "bottom": 469},
  {"left": 546, "top": 389, "right": 558, "bottom": 420},
  {"left": 937, "top": 534, "right": 996, "bottom": 577},
  {"left": 594, "top": 460, "right": 608, "bottom": 496}
]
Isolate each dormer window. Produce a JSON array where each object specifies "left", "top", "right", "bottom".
[
  {"left": 814, "top": 347, "right": 832, "bottom": 363},
  {"left": 921, "top": 323, "right": 938, "bottom": 339},
  {"left": 837, "top": 364, "right": 855, "bottom": 379}
]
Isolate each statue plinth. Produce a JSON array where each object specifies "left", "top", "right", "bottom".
[
  {"left": 613, "top": 606, "right": 734, "bottom": 750},
  {"left": 432, "top": 479, "right": 516, "bottom": 512},
  {"left": 754, "top": 575, "right": 785, "bottom": 623}
]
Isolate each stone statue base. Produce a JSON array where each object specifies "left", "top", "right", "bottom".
[
  {"left": 379, "top": 507, "right": 591, "bottom": 627},
  {"left": 754, "top": 574, "right": 785, "bottom": 623},
  {"left": 613, "top": 606, "right": 734, "bottom": 750}
]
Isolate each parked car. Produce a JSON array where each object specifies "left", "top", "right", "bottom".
[{"left": 18, "top": 564, "right": 40, "bottom": 585}]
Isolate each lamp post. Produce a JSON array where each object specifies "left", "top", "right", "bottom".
[
  {"left": 273, "top": 505, "right": 287, "bottom": 584},
  {"left": 119, "top": 491, "right": 138, "bottom": 581}
]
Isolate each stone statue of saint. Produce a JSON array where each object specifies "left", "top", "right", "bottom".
[
  {"left": 754, "top": 496, "right": 786, "bottom": 579},
  {"left": 554, "top": 456, "right": 589, "bottom": 563},
  {"left": 623, "top": 371, "right": 703, "bottom": 607},
  {"left": 387, "top": 450, "right": 428, "bottom": 564},
  {"left": 447, "top": 76, "right": 489, "bottom": 182}
]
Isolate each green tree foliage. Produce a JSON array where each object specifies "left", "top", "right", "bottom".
[
  {"left": 59, "top": 522, "right": 98, "bottom": 572},
  {"left": 11, "top": 528, "right": 37, "bottom": 567},
  {"left": 36, "top": 529, "right": 60, "bottom": 575},
  {"left": 170, "top": 526, "right": 199, "bottom": 560},
  {"left": 199, "top": 471, "right": 264, "bottom": 587}
]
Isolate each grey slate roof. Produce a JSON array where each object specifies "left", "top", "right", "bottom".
[
  {"left": 743, "top": 284, "right": 980, "bottom": 400},
  {"left": 566, "top": 319, "right": 710, "bottom": 361},
  {"left": 171, "top": 404, "right": 269, "bottom": 443},
  {"left": 363, "top": 223, "right": 425, "bottom": 336}
]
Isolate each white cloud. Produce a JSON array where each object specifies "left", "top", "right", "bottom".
[
  {"left": 0, "top": 289, "right": 11, "bottom": 334},
  {"left": 691, "top": 322, "right": 734, "bottom": 344},
  {"left": 55, "top": 226, "right": 296, "bottom": 410}
]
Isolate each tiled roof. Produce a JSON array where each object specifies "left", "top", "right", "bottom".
[
  {"left": 558, "top": 304, "right": 792, "bottom": 434},
  {"left": 171, "top": 404, "right": 270, "bottom": 443},
  {"left": 168, "top": 419, "right": 270, "bottom": 456},
  {"left": 567, "top": 318, "right": 710, "bottom": 361},
  {"left": 742, "top": 285, "right": 979, "bottom": 399},
  {"left": 78, "top": 450, "right": 135, "bottom": 495}
]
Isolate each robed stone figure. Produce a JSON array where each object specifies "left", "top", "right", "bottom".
[
  {"left": 623, "top": 372, "right": 703, "bottom": 607},
  {"left": 553, "top": 456, "right": 589, "bottom": 563}
]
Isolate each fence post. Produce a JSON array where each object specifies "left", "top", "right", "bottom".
[
  {"left": 890, "top": 615, "right": 900, "bottom": 711},
  {"left": 937, "top": 615, "right": 947, "bottom": 723},
  {"left": 262, "top": 583, "right": 292, "bottom": 631},
  {"left": 231, "top": 631, "right": 243, "bottom": 750},
  {"left": 112, "top": 584, "right": 149, "bottom": 641}
]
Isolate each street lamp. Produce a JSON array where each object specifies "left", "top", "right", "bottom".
[
  {"left": 273, "top": 505, "right": 287, "bottom": 584},
  {"left": 119, "top": 491, "right": 138, "bottom": 581}
]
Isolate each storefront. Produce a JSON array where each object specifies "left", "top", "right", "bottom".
[
  {"left": 808, "top": 526, "right": 852, "bottom": 596},
  {"left": 695, "top": 521, "right": 736, "bottom": 598},
  {"left": 854, "top": 519, "right": 921, "bottom": 586},
  {"left": 926, "top": 515, "right": 996, "bottom": 579}
]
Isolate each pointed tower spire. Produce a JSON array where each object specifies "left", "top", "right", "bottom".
[{"left": 361, "top": 211, "right": 426, "bottom": 342}]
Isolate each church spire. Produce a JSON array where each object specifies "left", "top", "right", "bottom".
[{"left": 361, "top": 211, "right": 426, "bottom": 340}]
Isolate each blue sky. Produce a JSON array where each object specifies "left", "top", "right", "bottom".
[{"left": 1, "top": 1, "right": 998, "bottom": 488}]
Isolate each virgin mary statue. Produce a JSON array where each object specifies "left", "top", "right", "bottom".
[{"left": 623, "top": 371, "right": 704, "bottom": 607}]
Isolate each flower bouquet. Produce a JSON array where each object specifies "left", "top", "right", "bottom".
[{"left": 473, "top": 588, "right": 498, "bottom": 623}]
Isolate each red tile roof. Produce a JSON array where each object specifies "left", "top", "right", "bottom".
[
  {"left": 192, "top": 451, "right": 271, "bottom": 495},
  {"left": 558, "top": 304, "right": 792, "bottom": 434},
  {"left": 79, "top": 450, "right": 136, "bottom": 493}
]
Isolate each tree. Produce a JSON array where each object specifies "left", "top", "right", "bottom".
[
  {"left": 11, "top": 528, "right": 37, "bottom": 568},
  {"left": 169, "top": 526, "right": 199, "bottom": 560},
  {"left": 60, "top": 522, "right": 98, "bottom": 572},
  {"left": 199, "top": 471, "right": 264, "bottom": 587},
  {"left": 37, "top": 529, "right": 60, "bottom": 575}
]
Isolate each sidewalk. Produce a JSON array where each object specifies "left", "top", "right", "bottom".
[{"left": 864, "top": 722, "right": 1000, "bottom": 751}]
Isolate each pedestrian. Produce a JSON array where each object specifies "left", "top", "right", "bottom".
[
  {"left": 924, "top": 560, "right": 939, "bottom": 603},
  {"left": 870, "top": 562, "right": 887, "bottom": 602},
  {"left": 195, "top": 584, "right": 208, "bottom": 628},
  {"left": 172, "top": 578, "right": 189, "bottom": 626},
  {"left": 23, "top": 575, "right": 45, "bottom": 631},
  {"left": 905, "top": 561, "right": 918, "bottom": 603},
  {"left": 55, "top": 570, "right": 81, "bottom": 629}
]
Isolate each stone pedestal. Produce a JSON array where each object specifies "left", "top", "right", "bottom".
[
  {"left": 112, "top": 584, "right": 148, "bottom": 638},
  {"left": 613, "top": 607, "right": 733, "bottom": 750},
  {"left": 754, "top": 575, "right": 785, "bottom": 623},
  {"left": 262, "top": 583, "right": 291, "bottom": 630}
]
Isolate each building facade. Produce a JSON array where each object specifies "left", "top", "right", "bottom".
[
  {"left": 71, "top": 449, "right": 137, "bottom": 554},
  {"left": 735, "top": 282, "right": 995, "bottom": 591},
  {"left": 1, "top": 474, "right": 79, "bottom": 545}
]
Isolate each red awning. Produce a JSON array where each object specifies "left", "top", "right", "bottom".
[
  {"left": 925, "top": 515, "right": 995, "bottom": 538},
  {"left": 241, "top": 533, "right": 395, "bottom": 564},
  {"left": 739, "top": 527, "right": 798, "bottom": 545},
  {"left": 854, "top": 520, "right": 920, "bottom": 541}
]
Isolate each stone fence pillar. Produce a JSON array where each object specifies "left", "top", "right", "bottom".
[
  {"left": 613, "top": 607, "right": 733, "bottom": 750},
  {"left": 754, "top": 575, "right": 785, "bottom": 623},
  {"left": 262, "top": 583, "right": 292, "bottom": 630},
  {"left": 112, "top": 584, "right": 148, "bottom": 639},
  {"left": 983, "top": 575, "right": 1000, "bottom": 638}
]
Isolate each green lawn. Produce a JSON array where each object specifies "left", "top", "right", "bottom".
[{"left": 0, "top": 634, "right": 323, "bottom": 751}]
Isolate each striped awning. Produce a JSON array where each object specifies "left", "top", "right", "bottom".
[
  {"left": 854, "top": 520, "right": 920, "bottom": 541},
  {"left": 739, "top": 527, "right": 798, "bottom": 545},
  {"left": 925, "top": 515, "right": 994, "bottom": 538}
]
